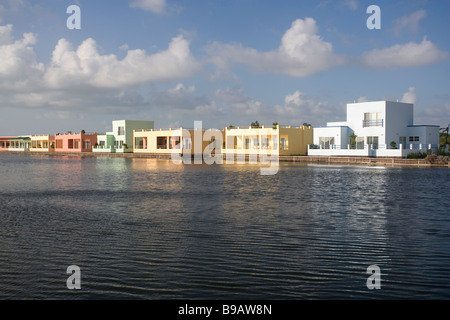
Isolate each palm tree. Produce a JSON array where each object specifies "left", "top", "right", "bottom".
[{"left": 440, "top": 125, "right": 449, "bottom": 149}]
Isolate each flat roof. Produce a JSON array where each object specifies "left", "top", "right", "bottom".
[{"left": 408, "top": 125, "right": 440, "bottom": 127}]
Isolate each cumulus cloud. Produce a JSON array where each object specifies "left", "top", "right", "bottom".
[
  {"left": 0, "top": 24, "right": 44, "bottom": 91},
  {"left": 206, "top": 18, "right": 344, "bottom": 77},
  {"left": 394, "top": 10, "right": 426, "bottom": 36},
  {"left": 0, "top": 23, "right": 199, "bottom": 119},
  {"left": 401, "top": 87, "right": 417, "bottom": 105},
  {"left": 273, "top": 91, "right": 341, "bottom": 126},
  {"left": 362, "top": 37, "right": 448, "bottom": 69},
  {"left": 130, "top": 0, "right": 166, "bottom": 14},
  {"left": 44, "top": 35, "right": 199, "bottom": 89}
]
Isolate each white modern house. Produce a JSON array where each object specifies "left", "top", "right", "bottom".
[
  {"left": 309, "top": 101, "right": 440, "bottom": 157},
  {"left": 93, "top": 120, "right": 154, "bottom": 153}
]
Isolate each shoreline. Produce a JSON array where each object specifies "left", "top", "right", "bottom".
[{"left": 1, "top": 150, "right": 449, "bottom": 168}]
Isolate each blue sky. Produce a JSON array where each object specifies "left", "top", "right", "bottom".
[{"left": 0, "top": 0, "right": 449, "bottom": 135}]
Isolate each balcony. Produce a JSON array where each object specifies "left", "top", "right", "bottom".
[{"left": 362, "top": 119, "right": 384, "bottom": 128}]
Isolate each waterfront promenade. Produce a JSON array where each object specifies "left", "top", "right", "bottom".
[{"left": 1, "top": 150, "right": 449, "bottom": 168}]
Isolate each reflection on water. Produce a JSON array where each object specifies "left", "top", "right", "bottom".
[{"left": 0, "top": 154, "right": 449, "bottom": 299}]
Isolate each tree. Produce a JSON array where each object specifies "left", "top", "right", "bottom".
[
  {"left": 303, "top": 122, "right": 311, "bottom": 127},
  {"left": 349, "top": 132, "right": 357, "bottom": 149},
  {"left": 272, "top": 122, "right": 278, "bottom": 129},
  {"left": 250, "top": 121, "right": 261, "bottom": 128},
  {"left": 81, "top": 129, "right": 86, "bottom": 134},
  {"left": 390, "top": 141, "right": 397, "bottom": 149}
]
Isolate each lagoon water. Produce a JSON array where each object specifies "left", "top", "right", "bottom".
[{"left": 0, "top": 153, "right": 449, "bottom": 299}]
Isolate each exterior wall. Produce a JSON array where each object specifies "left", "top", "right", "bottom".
[
  {"left": 54, "top": 133, "right": 98, "bottom": 152},
  {"left": 384, "top": 101, "right": 414, "bottom": 147},
  {"left": 8, "top": 137, "right": 31, "bottom": 151},
  {"left": 313, "top": 126, "right": 349, "bottom": 148},
  {"left": 134, "top": 128, "right": 211, "bottom": 155},
  {"left": 223, "top": 125, "right": 312, "bottom": 156},
  {"left": 310, "top": 101, "right": 439, "bottom": 157},
  {"left": 279, "top": 126, "right": 313, "bottom": 155},
  {"left": 94, "top": 120, "right": 154, "bottom": 153},
  {"left": 93, "top": 134, "right": 116, "bottom": 153},
  {"left": 346, "top": 101, "right": 387, "bottom": 146},
  {"left": 406, "top": 125, "right": 440, "bottom": 147},
  {"left": 30, "top": 135, "right": 55, "bottom": 152},
  {"left": 0, "top": 137, "right": 16, "bottom": 150}
]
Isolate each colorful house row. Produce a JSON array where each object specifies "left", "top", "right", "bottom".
[
  {"left": 1, "top": 120, "right": 313, "bottom": 157},
  {"left": 0, "top": 133, "right": 98, "bottom": 153}
]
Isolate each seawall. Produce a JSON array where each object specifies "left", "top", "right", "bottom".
[{"left": 1, "top": 151, "right": 449, "bottom": 168}]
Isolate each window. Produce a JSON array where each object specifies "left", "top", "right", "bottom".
[
  {"left": 183, "top": 138, "right": 191, "bottom": 150},
  {"left": 83, "top": 141, "right": 90, "bottom": 149},
  {"left": 74, "top": 140, "right": 79, "bottom": 149},
  {"left": 157, "top": 137, "right": 167, "bottom": 149},
  {"left": 135, "top": 137, "right": 145, "bottom": 149},
  {"left": 253, "top": 137, "right": 259, "bottom": 149},
  {"left": 118, "top": 126, "right": 125, "bottom": 136},
  {"left": 363, "top": 112, "right": 383, "bottom": 127},
  {"left": 99, "top": 141, "right": 105, "bottom": 147},
  {"left": 262, "top": 138, "right": 269, "bottom": 149},
  {"left": 409, "top": 136, "right": 419, "bottom": 142},
  {"left": 367, "top": 136, "right": 379, "bottom": 149},
  {"left": 244, "top": 138, "right": 250, "bottom": 149},
  {"left": 280, "top": 137, "right": 288, "bottom": 150},
  {"left": 169, "top": 136, "right": 180, "bottom": 149},
  {"left": 68, "top": 139, "right": 74, "bottom": 149},
  {"left": 319, "top": 137, "right": 334, "bottom": 149},
  {"left": 356, "top": 137, "right": 364, "bottom": 149}
]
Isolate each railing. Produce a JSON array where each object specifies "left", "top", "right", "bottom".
[{"left": 362, "top": 119, "right": 384, "bottom": 127}]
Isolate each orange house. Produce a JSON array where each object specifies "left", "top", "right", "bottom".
[{"left": 54, "top": 132, "right": 98, "bottom": 153}]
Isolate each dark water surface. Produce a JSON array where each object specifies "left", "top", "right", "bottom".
[{"left": 0, "top": 154, "right": 449, "bottom": 299}]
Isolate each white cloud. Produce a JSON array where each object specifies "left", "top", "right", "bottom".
[
  {"left": 0, "top": 24, "right": 44, "bottom": 89},
  {"left": 394, "top": 10, "right": 426, "bottom": 36},
  {"left": 341, "top": 0, "right": 358, "bottom": 11},
  {"left": 130, "top": 0, "right": 166, "bottom": 14},
  {"left": 415, "top": 103, "right": 450, "bottom": 127},
  {"left": 401, "top": 87, "right": 417, "bottom": 105},
  {"left": 206, "top": 18, "right": 344, "bottom": 77},
  {"left": 357, "top": 96, "right": 368, "bottom": 103},
  {"left": 44, "top": 35, "right": 199, "bottom": 89},
  {"left": 362, "top": 37, "right": 448, "bottom": 69},
  {"left": 273, "top": 91, "right": 341, "bottom": 126}
]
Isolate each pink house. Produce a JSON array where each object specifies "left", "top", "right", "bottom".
[
  {"left": 54, "top": 132, "right": 98, "bottom": 153},
  {"left": 0, "top": 137, "right": 16, "bottom": 150}
]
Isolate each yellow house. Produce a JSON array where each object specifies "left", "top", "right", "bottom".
[
  {"left": 223, "top": 124, "right": 312, "bottom": 156},
  {"left": 133, "top": 128, "right": 219, "bottom": 156},
  {"left": 30, "top": 135, "right": 55, "bottom": 152}
]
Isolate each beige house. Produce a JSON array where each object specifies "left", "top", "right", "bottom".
[
  {"left": 133, "top": 128, "right": 222, "bottom": 156},
  {"left": 30, "top": 135, "right": 55, "bottom": 152},
  {"left": 223, "top": 124, "right": 313, "bottom": 156}
]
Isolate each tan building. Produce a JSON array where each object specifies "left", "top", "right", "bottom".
[
  {"left": 133, "top": 128, "right": 222, "bottom": 156},
  {"left": 223, "top": 124, "right": 313, "bottom": 156},
  {"left": 30, "top": 135, "right": 55, "bottom": 152}
]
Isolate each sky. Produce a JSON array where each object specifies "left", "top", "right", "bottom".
[{"left": 0, "top": 0, "right": 449, "bottom": 135}]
